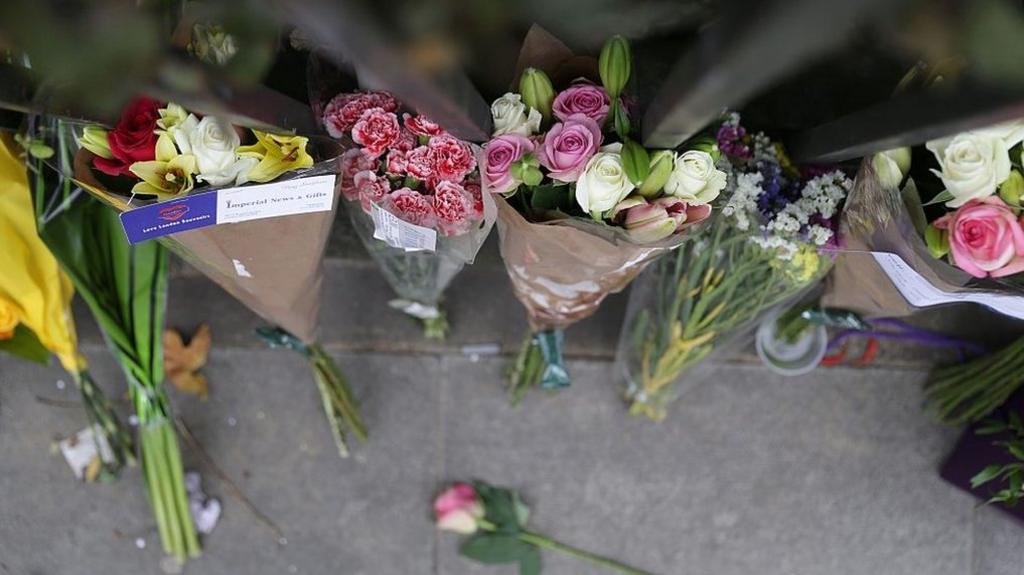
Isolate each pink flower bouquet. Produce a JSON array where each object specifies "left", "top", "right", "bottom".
[
  {"left": 318, "top": 88, "right": 496, "bottom": 339},
  {"left": 482, "top": 29, "right": 721, "bottom": 400}
]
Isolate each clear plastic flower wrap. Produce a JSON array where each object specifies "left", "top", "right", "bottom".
[
  {"left": 615, "top": 124, "right": 852, "bottom": 421},
  {"left": 308, "top": 53, "right": 496, "bottom": 338}
]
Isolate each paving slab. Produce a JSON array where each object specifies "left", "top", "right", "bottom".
[{"left": 438, "top": 357, "right": 974, "bottom": 575}]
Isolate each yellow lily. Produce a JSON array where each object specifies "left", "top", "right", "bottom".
[
  {"left": 156, "top": 103, "right": 189, "bottom": 133},
  {"left": 128, "top": 134, "right": 197, "bottom": 199},
  {"left": 237, "top": 130, "right": 314, "bottom": 183},
  {"left": 0, "top": 134, "right": 84, "bottom": 372}
]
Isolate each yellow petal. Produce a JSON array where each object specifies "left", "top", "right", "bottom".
[{"left": 155, "top": 132, "right": 179, "bottom": 161}]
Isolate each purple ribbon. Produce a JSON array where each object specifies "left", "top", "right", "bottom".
[{"left": 826, "top": 317, "right": 987, "bottom": 363}]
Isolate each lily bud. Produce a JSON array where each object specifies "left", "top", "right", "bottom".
[
  {"left": 79, "top": 126, "right": 114, "bottom": 160},
  {"left": 636, "top": 150, "right": 673, "bottom": 197},
  {"left": 620, "top": 140, "right": 650, "bottom": 186},
  {"left": 687, "top": 136, "right": 720, "bottom": 161},
  {"left": 925, "top": 223, "right": 950, "bottom": 259},
  {"left": 519, "top": 68, "right": 555, "bottom": 123},
  {"left": 872, "top": 148, "right": 910, "bottom": 190},
  {"left": 882, "top": 147, "right": 911, "bottom": 177},
  {"left": 599, "top": 35, "right": 631, "bottom": 98},
  {"left": 612, "top": 101, "right": 631, "bottom": 139},
  {"left": 1000, "top": 169, "right": 1024, "bottom": 207}
]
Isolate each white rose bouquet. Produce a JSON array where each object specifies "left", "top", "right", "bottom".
[{"left": 479, "top": 30, "right": 725, "bottom": 400}]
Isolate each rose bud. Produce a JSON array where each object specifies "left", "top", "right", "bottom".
[
  {"left": 599, "top": 35, "right": 631, "bottom": 98},
  {"left": 636, "top": 149, "right": 673, "bottom": 198},
  {"left": 1000, "top": 169, "right": 1024, "bottom": 207},
  {"left": 620, "top": 199, "right": 677, "bottom": 243},
  {"left": 433, "top": 483, "right": 485, "bottom": 535},
  {"left": 519, "top": 68, "right": 555, "bottom": 123}
]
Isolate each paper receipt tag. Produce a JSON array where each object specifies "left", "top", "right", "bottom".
[
  {"left": 872, "top": 252, "right": 1024, "bottom": 320},
  {"left": 59, "top": 426, "right": 114, "bottom": 479},
  {"left": 371, "top": 204, "right": 437, "bottom": 252},
  {"left": 120, "top": 174, "right": 336, "bottom": 244}
]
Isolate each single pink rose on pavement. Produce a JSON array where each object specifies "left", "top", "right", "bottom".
[{"left": 434, "top": 483, "right": 484, "bottom": 534}]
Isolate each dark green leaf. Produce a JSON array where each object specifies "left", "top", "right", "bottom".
[
  {"left": 1007, "top": 442, "right": 1024, "bottom": 461},
  {"left": 460, "top": 534, "right": 533, "bottom": 564},
  {"left": 0, "top": 324, "right": 51, "bottom": 364},
  {"left": 519, "top": 546, "right": 542, "bottom": 575},
  {"left": 976, "top": 418, "right": 1009, "bottom": 435},
  {"left": 530, "top": 184, "right": 574, "bottom": 215},
  {"left": 1009, "top": 411, "right": 1024, "bottom": 434},
  {"left": 972, "top": 464, "right": 1005, "bottom": 488}
]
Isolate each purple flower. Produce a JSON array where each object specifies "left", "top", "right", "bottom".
[{"left": 717, "top": 123, "right": 751, "bottom": 159}]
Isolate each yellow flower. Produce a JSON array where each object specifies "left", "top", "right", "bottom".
[
  {"left": 783, "top": 245, "right": 822, "bottom": 284},
  {"left": 129, "top": 135, "right": 197, "bottom": 199},
  {"left": 157, "top": 103, "right": 190, "bottom": 133},
  {"left": 237, "top": 130, "right": 314, "bottom": 183},
  {"left": 78, "top": 126, "right": 113, "bottom": 159},
  {"left": 0, "top": 133, "right": 84, "bottom": 371},
  {"left": 0, "top": 296, "right": 20, "bottom": 340}
]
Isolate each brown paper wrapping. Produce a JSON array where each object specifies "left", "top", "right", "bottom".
[
  {"left": 495, "top": 197, "right": 680, "bottom": 331},
  {"left": 73, "top": 149, "right": 338, "bottom": 344}
]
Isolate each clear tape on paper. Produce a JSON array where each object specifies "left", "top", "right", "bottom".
[{"left": 872, "top": 252, "right": 1024, "bottom": 320}]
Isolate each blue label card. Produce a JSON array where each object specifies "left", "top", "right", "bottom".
[{"left": 120, "top": 174, "right": 336, "bottom": 244}]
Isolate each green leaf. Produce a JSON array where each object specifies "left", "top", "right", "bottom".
[
  {"left": 512, "top": 492, "right": 531, "bottom": 527},
  {"left": 0, "top": 324, "right": 51, "bottom": 365},
  {"left": 460, "top": 534, "right": 533, "bottom": 564},
  {"left": 922, "top": 189, "right": 955, "bottom": 206},
  {"left": 519, "top": 546, "right": 542, "bottom": 575},
  {"left": 1007, "top": 442, "right": 1024, "bottom": 461},
  {"left": 1009, "top": 411, "right": 1024, "bottom": 434},
  {"left": 900, "top": 178, "right": 928, "bottom": 237},
  {"left": 530, "top": 184, "right": 574, "bottom": 215},
  {"left": 977, "top": 418, "right": 1009, "bottom": 435},
  {"left": 972, "top": 464, "right": 1005, "bottom": 488}
]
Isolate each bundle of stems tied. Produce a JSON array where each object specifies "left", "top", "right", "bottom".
[
  {"left": 924, "top": 335, "right": 1024, "bottom": 426},
  {"left": 30, "top": 120, "right": 198, "bottom": 561}
]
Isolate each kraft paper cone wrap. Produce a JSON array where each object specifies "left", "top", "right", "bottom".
[
  {"left": 73, "top": 148, "right": 339, "bottom": 344},
  {"left": 495, "top": 196, "right": 682, "bottom": 331}
]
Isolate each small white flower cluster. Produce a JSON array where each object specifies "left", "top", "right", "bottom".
[
  {"left": 751, "top": 132, "right": 777, "bottom": 165},
  {"left": 721, "top": 171, "right": 763, "bottom": 232}
]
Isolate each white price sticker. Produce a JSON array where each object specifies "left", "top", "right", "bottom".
[
  {"left": 371, "top": 204, "right": 437, "bottom": 252},
  {"left": 216, "top": 174, "right": 335, "bottom": 225},
  {"left": 872, "top": 252, "right": 1024, "bottom": 320}
]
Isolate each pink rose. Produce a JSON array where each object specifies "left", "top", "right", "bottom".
[
  {"left": 433, "top": 483, "right": 484, "bottom": 534},
  {"left": 351, "top": 107, "right": 401, "bottom": 157},
  {"left": 481, "top": 134, "right": 535, "bottom": 195},
  {"left": 934, "top": 196, "right": 1024, "bottom": 278},
  {"left": 429, "top": 135, "right": 477, "bottom": 183},
  {"left": 404, "top": 113, "right": 445, "bottom": 138},
  {"left": 538, "top": 114, "right": 602, "bottom": 182},
  {"left": 552, "top": 83, "right": 611, "bottom": 124},
  {"left": 384, "top": 187, "right": 437, "bottom": 229},
  {"left": 322, "top": 91, "right": 398, "bottom": 138},
  {"left": 432, "top": 181, "right": 475, "bottom": 236},
  {"left": 406, "top": 146, "right": 434, "bottom": 181},
  {"left": 354, "top": 170, "right": 390, "bottom": 214},
  {"left": 339, "top": 148, "right": 379, "bottom": 201},
  {"left": 386, "top": 149, "right": 408, "bottom": 176},
  {"left": 463, "top": 180, "right": 484, "bottom": 219}
]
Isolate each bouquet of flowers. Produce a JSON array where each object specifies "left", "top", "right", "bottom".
[
  {"left": 481, "top": 30, "right": 718, "bottom": 399},
  {"left": 310, "top": 55, "right": 495, "bottom": 339},
  {"left": 59, "top": 98, "right": 366, "bottom": 457},
  {"left": 0, "top": 132, "right": 134, "bottom": 479},
  {"left": 616, "top": 114, "right": 851, "bottom": 421}
]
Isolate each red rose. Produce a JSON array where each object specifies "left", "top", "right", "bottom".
[
  {"left": 428, "top": 135, "right": 476, "bottom": 182},
  {"left": 351, "top": 108, "right": 401, "bottom": 158},
  {"left": 432, "top": 180, "right": 474, "bottom": 236},
  {"left": 354, "top": 170, "right": 391, "bottom": 214},
  {"left": 403, "top": 113, "right": 445, "bottom": 138},
  {"left": 93, "top": 97, "right": 162, "bottom": 178},
  {"left": 340, "top": 148, "right": 379, "bottom": 201},
  {"left": 384, "top": 187, "right": 437, "bottom": 229},
  {"left": 463, "top": 180, "right": 484, "bottom": 220},
  {"left": 405, "top": 146, "right": 434, "bottom": 182},
  {"left": 322, "top": 91, "right": 398, "bottom": 138}
]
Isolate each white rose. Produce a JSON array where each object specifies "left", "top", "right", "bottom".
[
  {"left": 926, "top": 132, "right": 1010, "bottom": 208},
  {"left": 974, "top": 119, "right": 1024, "bottom": 149},
  {"left": 575, "top": 143, "right": 635, "bottom": 214},
  {"left": 491, "top": 93, "right": 542, "bottom": 136},
  {"left": 186, "top": 116, "right": 254, "bottom": 186},
  {"left": 664, "top": 150, "right": 727, "bottom": 205}
]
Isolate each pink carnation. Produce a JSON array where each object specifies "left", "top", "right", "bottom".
[
  {"left": 354, "top": 170, "right": 390, "bottom": 214},
  {"left": 432, "top": 181, "right": 475, "bottom": 236},
  {"left": 393, "top": 129, "right": 417, "bottom": 152},
  {"left": 384, "top": 187, "right": 437, "bottom": 229},
  {"left": 340, "top": 148, "right": 380, "bottom": 201},
  {"left": 429, "top": 135, "right": 477, "bottom": 183},
  {"left": 481, "top": 134, "right": 534, "bottom": 194},
  {"left": 404, "top": 113, "right": 446, "bottom": 138},
  {"left": 386, "top": 149, "right": 408, "bottom": 176},
  {"left": 323, "top": 91, "right": 398, "bottom": 139},
  {"left": 406, "top": 146, "right": 434, "bottom": 182},
  {"left": 463, "top": 180, "right": 484, "bottom": 220},
  {"left": 552, "top": 83, "right": 611, "bottom": 124},
  {"left": 351, "top": 107, "right": 401, "bottom": 157},
  {"left": 934, "top": 196, "right": 1024, "bottom": 278},
  {"left": 538, "top": 114, "right": 601, "bottom": 182}
]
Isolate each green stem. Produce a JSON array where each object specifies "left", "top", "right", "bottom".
[{"left": 517, "top": 530, "right": 655, "bottom": 575}]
